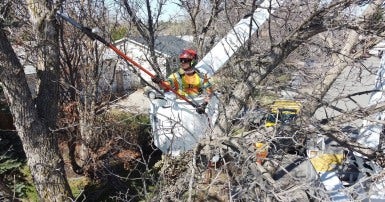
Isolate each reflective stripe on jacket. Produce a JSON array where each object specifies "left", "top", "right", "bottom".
[{"left": 167, "top": 69, "right": 211, "bottom": 97}]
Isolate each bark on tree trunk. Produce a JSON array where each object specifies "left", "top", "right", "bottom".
[
  {"left": 76, "top": 41, "right": 99, "bottom": 177},
  {"left": 19, "top": 123, "right": 72, "bottom": 201},
  {"left": 213, "top": 82, "right": 252, "bottom": 136},
  {"left": 0, "top": 29, "right": 73, "bottom": 201}
]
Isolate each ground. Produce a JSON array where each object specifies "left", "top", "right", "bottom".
[
  {"left": 112, "top": 88, "right": 151, "bottom": 114},
  {"left": 58, "top": 89, "right": 154, "bottom": 198}
]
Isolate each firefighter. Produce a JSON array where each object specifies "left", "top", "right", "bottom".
[{"left": 152, "top": 49, "right": 213, "bottom": 114}]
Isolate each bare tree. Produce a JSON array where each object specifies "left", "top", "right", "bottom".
[
  {"left": 151, "top": 0, "right": 385, "bottom": 201},
  {"left": 0, "top": 0, "right": 73, "bottom": 200},
  {"left": 2, "top": 0, "right": 385, "bottom": 200},
  {"left": 116, "top": 0, "right": 169, "bottom": 75},
  {"left": 212, "top": 0, "right": 384, "bottom": 142},
  {"left": 58, "top": 0, "right": 124, "bottom": 178},
  {"left": 176, "top": 0, "right": 224, "bottom": 54}
]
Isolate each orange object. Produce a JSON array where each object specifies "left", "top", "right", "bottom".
[{"left": 255, "top": 142, "right": 268, "bottom": 164}]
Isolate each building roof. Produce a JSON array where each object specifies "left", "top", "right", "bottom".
[
  {"left": 117, "top": 35, "right": 192, "bottom": 57},
  {"left": 155, "top": 35, "right": 193, "bottom": 56}
]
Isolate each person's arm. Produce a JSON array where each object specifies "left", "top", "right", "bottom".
[{"left": 151, "top": 74, "right": 174, "bottom": 91}]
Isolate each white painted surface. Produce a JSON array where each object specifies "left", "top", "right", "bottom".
[
  {"left": 150, "top": 94, "right": 219, "bottom": 156},
  {"left": 319, "top": 171, "right": 351, "bottom": 201},
  {"left": 195, "top": 0, "right": 282, "bottom": 77}
]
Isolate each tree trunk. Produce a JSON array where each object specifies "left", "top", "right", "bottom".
[
  {"left": 27, "top": 0, "right": 60, "bottom": 128},
  {"left": 0, "top": 0, "right": 74, "bottom": 200},
  {"left": 76, "top": 41, "right": 99, "bottom": 177},
  {"left": 0, "top": 29, "right": 73, "bottom": 201},
  {"left": 213, "top": 81, "right": 252, "bottom": 136}
]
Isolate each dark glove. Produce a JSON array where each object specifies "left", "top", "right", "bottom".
[
  {"left": 196, "top": 102, "right": 208, "bottom": 114},
  {"left": 151, "top": 75, "right": 162, "bottom": 84}
]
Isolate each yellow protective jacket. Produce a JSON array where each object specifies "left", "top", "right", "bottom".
[{"left": 166, "top": 68, "right": 212, "bottom": 97}]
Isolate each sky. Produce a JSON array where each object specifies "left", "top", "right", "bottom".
[
  {"left": 159, "top": 0, "right": 187, "bottom": 22},
  {"left": 106, "top": 0, "right": 186, "bottom": 22}
]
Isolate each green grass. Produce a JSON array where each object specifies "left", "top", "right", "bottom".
[
  {"left": 20, "top": 165, "right": 39, "bottom": 202},
  {"left": 21, "top": 165, "right": 90, "bottom": 201},
  {"left": 69, "top": 177, "right": 90, "bottom": 198}
]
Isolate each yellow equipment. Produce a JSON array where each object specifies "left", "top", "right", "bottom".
[{"left": 264, "top": 100, "right": 302, "bottom": 127}]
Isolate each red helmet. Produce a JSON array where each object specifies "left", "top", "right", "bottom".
[{"left": 179, "top": 49, "right": 197, "bottom": 60}]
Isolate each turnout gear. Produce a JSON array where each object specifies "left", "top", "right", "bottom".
[
  {"left": 167, "top": 69, "right": 212, "bottom": 98},
  {"left": 152, "top": 49, "right": 213, "bottom": 112}
]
